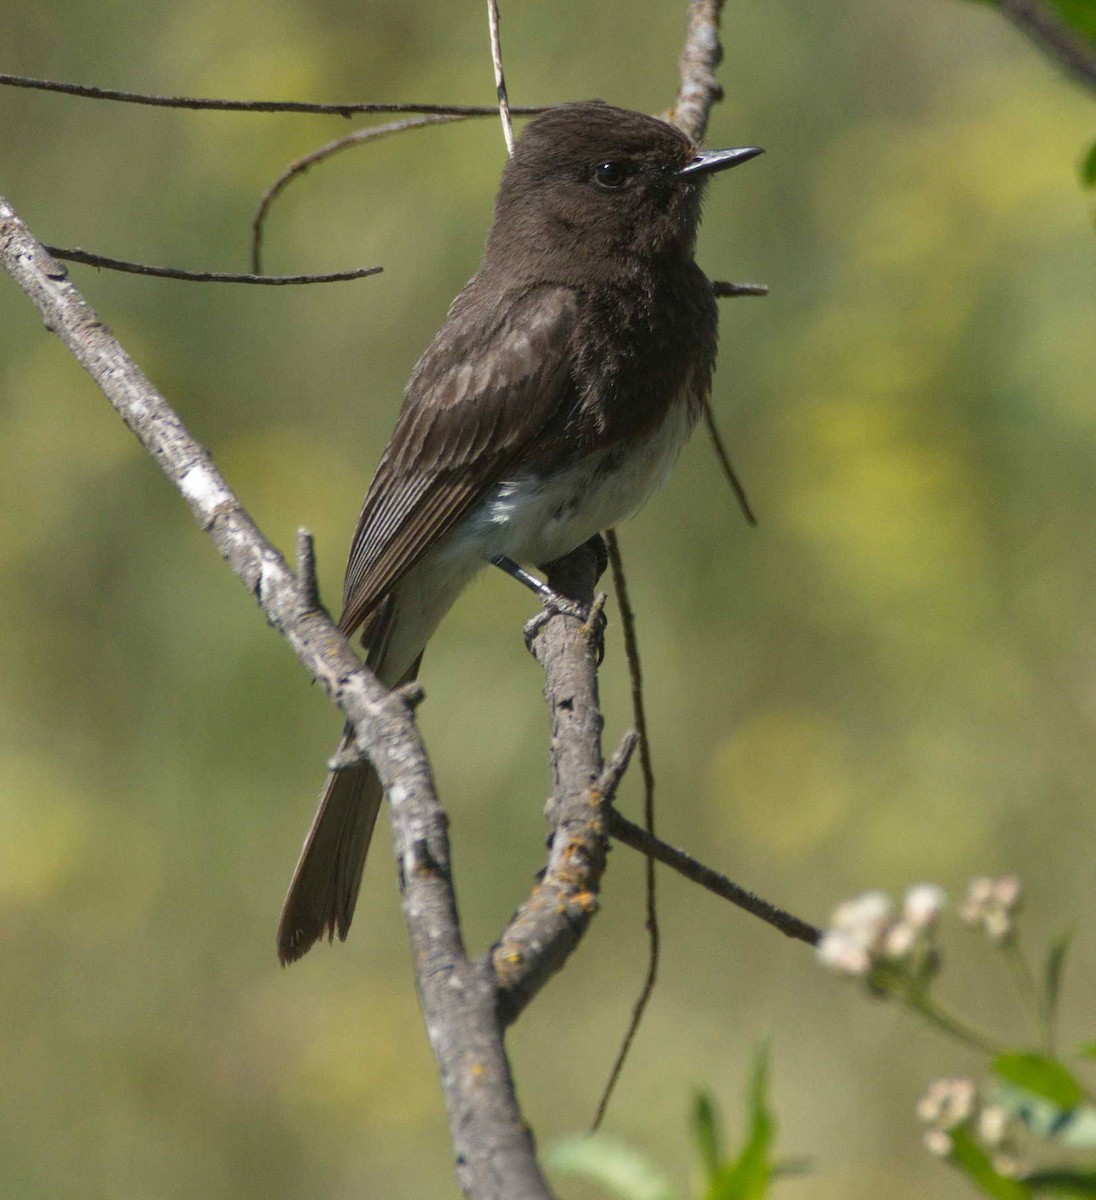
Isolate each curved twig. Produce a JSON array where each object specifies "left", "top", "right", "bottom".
[
  {"left": 251, "top": 113, "right": 468, "bottom": 273},
  {"left": 44, "top": 245, "right": 381, "bottom": 285}
]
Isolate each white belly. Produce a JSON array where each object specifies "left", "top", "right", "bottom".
[
  {"left": 464, "top": 393, "right": 698, "bottom": 565},
  {"left": 380, "top": 396, "right": 698, "bottom": 682}
]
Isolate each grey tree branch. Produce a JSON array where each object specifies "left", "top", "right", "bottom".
[
  {"left": 671, "top": 0, "right": 726, "bottom": 144},
  {"left": 492, "top": 543, "right": 632, "bottom": 1025},
  {"left": 0, "top": 196, "right": 551, "bottom": 1200},
  {"left": 997, "top": 0, "right": 1096, "bottom": 94}
]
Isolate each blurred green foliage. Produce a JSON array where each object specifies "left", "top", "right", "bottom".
[
  {"left": 549, "top": 1049, "right": 789, "bottom": 1200},
  {"left": 2, "top": 1, "right": 1095, "bottom": 1197},
  {"left": 1044, "top": 0, "right": 1096, "bottom": 43}
]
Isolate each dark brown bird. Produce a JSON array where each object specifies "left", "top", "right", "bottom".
[{"left": 277, "top": 101, "right": 761, "bottom": 963}]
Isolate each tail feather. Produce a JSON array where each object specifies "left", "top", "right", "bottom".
[
  {"left": 277, "top": 551, "right": 474, "bottom": 964},
  {"left": 276, "top": 738, "right": 383, "bottom": 964},
  {"left": 276, "top": 637, "right": 423, "bottom": 965}
]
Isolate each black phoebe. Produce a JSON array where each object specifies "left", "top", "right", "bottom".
[{"left": 277, "top": 101, "right": 761, "bottom": 963}]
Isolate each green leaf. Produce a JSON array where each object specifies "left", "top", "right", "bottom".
[
  {"left": 693, "top": 1092, "right": 724, "bottom": 1179},
  {"left": 1045, "top": 930, "right": 1073, "bottom": 1020},
  {"left": 949, "top": 1127, "right": 1032, "bottom": 1200},
  {"left": 993, "top": 1054, "right": 1085, "bottom": 1111},
  {"left": 1024, "top": 1169, "right": 1096, "bottom": 1197},
  {"left": 705, "top": 1046, "right": 774, "bottom": 1200},
  {"left": 1080, "top": 141, "right": 1096, "bottom": 190},
  {"left": 547, "top": 1135, "right": 679, "bottom": 1200},
  {"left": 1078, "top": 1043, "right": 1096, "bottom": 1060}
]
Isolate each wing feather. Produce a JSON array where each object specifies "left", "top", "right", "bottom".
[{"left": 337, "top": 282, "right": 578, "bottom": 636}]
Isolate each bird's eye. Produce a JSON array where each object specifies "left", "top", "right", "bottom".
[{"left": 593, "top": 160, "right": 628, "bottom": 189}]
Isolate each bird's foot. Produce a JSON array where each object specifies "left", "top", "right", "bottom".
[{"left": 523, "top": 591, "right": 607, "bottom": 660}]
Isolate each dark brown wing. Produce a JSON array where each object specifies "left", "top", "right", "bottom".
[{"left": 337, "top": 282, "right": 578, "bottom": 635}]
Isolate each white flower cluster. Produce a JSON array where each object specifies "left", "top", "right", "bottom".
[
  {"left": 916, "top": 1077, "right": 1017, "bottom": 1174},
  {"left": 816, "top": 885, "right": 946, "bottom": 977},
  {"left": 958, "top": 875, "right": 1022, "bottom": 943}
]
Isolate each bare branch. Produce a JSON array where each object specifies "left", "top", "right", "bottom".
[
  {"left": 44, "top": 245, "right": 381, "bottom": 285},
  {"left": 491, "top": 727, "right": 637, "bottom": 1024},
  {"left": 0, "top": 72, "right": 547, "bottom": 117},
  {"left": 671, "top": 0, "right": 726, "bottom": 143},
  {"left": 487, "top": 0, "right": 516, "bottom": 156},
  {"left": 607, "top": 810, "right": 822, "bottom": 946},
  {"left": 0, "top": 194, "right": 553, "bottom": 1200},
  {"left": 492, "top": 539, "right": 623, "bottom": 1026},
  {"left": 997, "top": 0, "right": 1096, "bottom": 94}
]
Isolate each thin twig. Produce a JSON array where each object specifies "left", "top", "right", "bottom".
[
  {"left": 43, "top": 245, "right": 381, "bottom": 285},
  {"left": 251, "top": 113, "right": 467, "bottom": 274},
  {"left": 591, "top": 530, "right": 660, "bottom": 1131},
  {"left": 607, "top": 810, "right": 822, "bottom": 946},
  {"left": 0, "top": 72, "right": 548, "bottom": 117},
  {"left": 295, "top": 529, "right": 321, "bottom": 612},
  {"left": 487, "top": 0, "right": 515, "bottom": 156},
  {"left": 702, "top": 399, "right": 757, "bottom": 526},
  {"left": 997, "top": 0, "right": 1096, "bottom": 94},
  {"left": 712, "top": 280, "right": 768, "bottom": 298}
]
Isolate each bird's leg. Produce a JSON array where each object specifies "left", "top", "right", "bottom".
[
  {"left": 492, "top": 539, "right": 608, "bottom": 659},
  {"left": 489, "top": 555, "right": 590, "bottom": 622},
  {"left": 577, "top": 532, "right": 609, "bottom": 583},
  {"left": 536, "top": 534, "right": 608, "bottom": 663}
]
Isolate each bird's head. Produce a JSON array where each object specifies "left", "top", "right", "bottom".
[{"left": 486, "top": 101, "right": 762, "bottom": 274}]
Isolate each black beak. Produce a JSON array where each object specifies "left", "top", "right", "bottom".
[{"left": 677, "top": 146, "right": 764, "bottom": 177}]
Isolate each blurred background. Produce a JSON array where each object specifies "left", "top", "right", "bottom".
[{"left": 2, "top": 1, "right": 1095, "bottom": 1196}]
